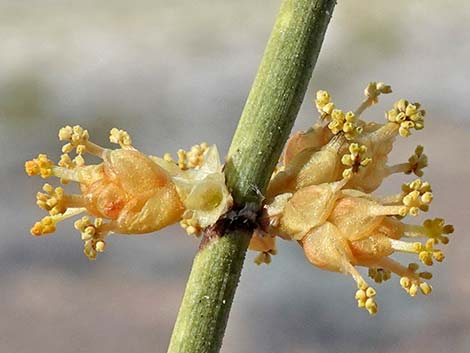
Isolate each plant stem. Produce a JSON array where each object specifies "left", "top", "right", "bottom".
[{"left": 167, "top": 1, "right": 336, "bottom": 352}]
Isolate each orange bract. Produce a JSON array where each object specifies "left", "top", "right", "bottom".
[{"left": 79, "top": 149, "right": 185, "bottom": 233}]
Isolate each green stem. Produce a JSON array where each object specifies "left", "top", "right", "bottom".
[{"left": 167, "top": 1, "right": 336, "bottom": 352}]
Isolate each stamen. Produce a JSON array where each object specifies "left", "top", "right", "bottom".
[
  {"left": 109, "top": 128, "right": 133, "bottom": 149},
  {"left": 315, "top": 90, "right": 335, "bottom": 120},
  {"left": 30, "top": 208, "right": 86, "bottom": 236},
  {"left": 36, "top": 184, "right": 67, "bottom": 215},
  {"left": 403, "top": 218, "right": 454, "bottom": 245},
  {"left": 328, "top": 110, "right": 363, "bottom": 140},
  {"left": 58, "top": 125, "right": 105, "bottom": 158},
  {"left": 180, "top": 210, "right": 203, "bottom": 237},
  {"left": 354, "top": 283, "right": 378, "bottom": 315},
  {"left": 390, "top": 239, "right": 444, "bottom": 266},
  {"left": 401, "top": 179, "right": 433, "bottom": 216},
  {"left": 375, "top": 257, "right": 432, "bottom": 297},
  {"left": 254, "top": 249, "right": 278, "bottom": 265},
  {"left": 341, "top": 143, "right": 371, "bottom": 179},
  {"left": 25, "top": 154, "right": 53, "bottom": 178},
  {"left": 386, "top": 99, "right": 425, "bottom": 137},
  {"left": 355, "top": 82, "right": 392, "bottom": 116},
  {"left": 344, "top": 262, "right": 378, "bottom": 315},
  {"left": 406, "top": 145, "right": 427, "bottom": 176},
  {"left": 368, "top": 268, "right": 392, "bottom": 283},
  {"left": 166, "top": 143, "right": 210, "bottom": 170},
  {"left": 74, "top": 216, "right": 111, "bottom": 260},
  {"left": 387, "top": 145, "right": 428, "bottom": 177}
]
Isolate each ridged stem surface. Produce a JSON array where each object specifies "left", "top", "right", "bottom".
[{"left": 167, "top": 1, "right": 336, "bottom": 352}]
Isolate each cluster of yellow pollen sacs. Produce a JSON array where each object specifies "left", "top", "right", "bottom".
[{"left": 25, "top": 82, "right": 454, "bottom": 315}]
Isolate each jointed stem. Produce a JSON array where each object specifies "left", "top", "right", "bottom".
[{"left": 167, "top": 1, "right": 336, "bottom": 352}]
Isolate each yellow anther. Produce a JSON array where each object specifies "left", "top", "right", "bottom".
[
  {"left": 58, "top": 153, "right": 74, "bottom": 169},
  {"left": 419, "top": 251, "right": 433, "bottom": 266},
  {"left": 109, "top": 128, "right": 133, "bottom": 148},
  {"left": 386, "top": 99, "right": 425, "bottom": 137},
  {"left": 419, "top": 272, "right": 433, "bottom": 280},
  {"left": 365, "top": 298, "right": 378, "bottom": 315},
  {"left": 419, "top": 282, "right": 432, "bottom": 295},
  {"left": 177, "top": 149, "right": 187, "bottom": 169},
  {"left": 58, "top": 125, "right": 73, "bottom": 140},
  {"left": 400, "top": 277, "right": 411, "bottom": 290},
  {"left": 433, "top": 250, "right": 445, "bottom": 262},
  {"left": 366, "top": 287, "right": 376, "bottom": 297},
  {"left": 95, "top": 240, "right": 106, "bottom": 252},
  {"left": 74, "top": 154, "right": 85, "bottom": 167},
  {"left": 355, "top": 289, "right": 367, "bottom": 301},
  {"left": 25, "top": 154, "right": 54, "bottom": 178},
  {"left": 316, "top": 90, "right": 330, "bottom": 106},
  {"left": 76, "top": 145, "right": 86, "bottom": 154},
  {"left": 61, "top": 143, "right": 73, "bottom": 154},
  {"left": 163, "top": 153, "right": 174, "bottom": 163},
  {"left": 409, "top": 283, "right": 419, "bottom": 296},
  {"left": 83, "top": 240, "right": 97, "bottom": 260}
]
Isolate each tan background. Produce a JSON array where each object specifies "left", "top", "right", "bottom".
[{"left": 1, "top": 1, "right": 469, "bottom": 352}]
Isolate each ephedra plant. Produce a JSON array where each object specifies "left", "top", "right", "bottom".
[{"left": 24, "top": 0, "right": 454, "bottom": 352}]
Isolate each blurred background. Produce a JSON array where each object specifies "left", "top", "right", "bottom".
[{"left": 1, "top": 0, "right": 469, "bottom": 352}]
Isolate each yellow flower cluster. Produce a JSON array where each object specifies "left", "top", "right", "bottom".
[
  {"left": 25, "top": 154, "right": 54, "bottom": 178},
  {"left": 74, "top": 216, "right": 107, "bottom": 260},
  {"left": 163, "top": 143, "right": 210, "bottom": 170},
  {"left": 25, "top": 82, "right": 454, "bottom": 317},
  {"left": 261, "top": 82, "right": 453, "bottom": 314},
  {"left": 386, "top": 99, "right": 425, "bottom": 137},
  {"left": 26, "top": 126, "right": 231, "bottom": 259},
  {"left": 341, "top": 143, "right": 371, "bottom": 179}
]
